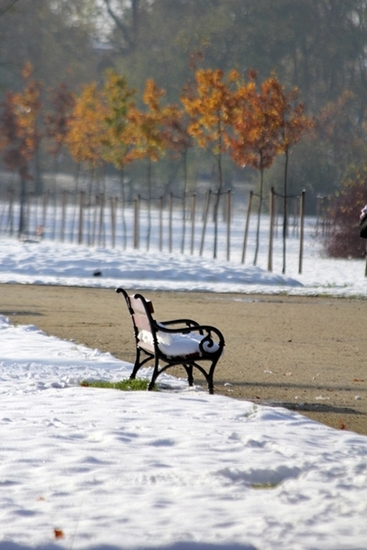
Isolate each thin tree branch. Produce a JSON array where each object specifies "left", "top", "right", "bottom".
[
  {"left": 102, "top": 0, "right": 133, "bottom": 50},
  {"left": 0, "top": 0, "right": 22, "bottom": 17}
]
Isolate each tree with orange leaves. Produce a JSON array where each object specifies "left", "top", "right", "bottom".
[
  {"left": 127, "top": 78, "right": 174, "bottom": 248},
  {"left": 127, "top": 78, "right": 170, "bottom": 190},
  {"left": 230, "top": 71, "right": 282, "bottom": 266},
  {"left": 44, "top": 82, "right": 75, "bottom": 225},
  {"left": 66, "top": 70, "right": 137, "bottom": 199},
  {"left": 66, "top": 82, "right": 106, "bottom": 169},
  {"left": 66, "top": 81, "right": 110, "bottom": 207},
  {"left": 45, "top": 83, "right": 75, "bottom": 168},
  {"left": 163, "top": 106, "right": 193, "bottom": 197},
  {"left": 0, "top": 62, "right": 42, "bottom": 235},
  {"left": 274, "top": 81, "right": 314, "bottom": 273},
  {"left": 181, "top": 68, "right": 236, "bottom": 259},
  {"left": 229, "top": 71, "right": 313, "bottom": 270},
  {"left": 100, "top": 69, "right": 136, "bottom": 200},
  {"left": 98, "top": 70, "right": 136, "bottom": 248},
  {"left": 163, "top": 107, "right": 194, "bottom": 253}
]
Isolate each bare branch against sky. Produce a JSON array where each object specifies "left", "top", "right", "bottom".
[{"left": 0, "top": 0, "right": 22, "bottom": 17}]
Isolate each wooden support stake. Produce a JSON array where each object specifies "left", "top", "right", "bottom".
[
  {"left": 110, "top": 197, "right": 116, "bottom": 249},
  {"left": 9, "top": 191, "right": 14, "bottom": 235},
  {"left": 78, "top": 191, "right": 84, "bottom": 245},
  {"left": 99, "top": 193, "right": 105, "bottom": 247},
  {"left": 133, "top": 196, "right": 140, "bottom": 249},
  {"left": 159, "top": 196, "right": 163, "bottom": 252},
  {"left": 190, "top": 194, "right": 196, "bottom": 255},
  {"left": 226, "top": 189, "right": 231, "bottom": 261},
  {"left": 241, "top": 190, "right": 253, "bottom": 264},
  {"left": 169, "top": 192, "right": 173, "bottom": 253},
  {"left": 60, "top": 190, "right": 66, "bottom": 242},
  {"left": 268, "top": 188, "right": 275, "bottom": 272},
  {"left": 200, "top": 190, "right": 211, "bottom": 257},
  {"left": 181, "top": 194, "right": 186, "bottom": 254},
  {"left": 91, "top": 195, "right": 97, "bottom": 247},
  {"left": 299, "top": 190, "right": 305, "bottom": 274}
]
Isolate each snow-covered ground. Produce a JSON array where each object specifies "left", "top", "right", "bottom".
[
  {"left": 0, "top": 219, "right": 367, "bottom": 550},
  {"left": 0, "top": 216, "right": 366, "bottom": 297}
]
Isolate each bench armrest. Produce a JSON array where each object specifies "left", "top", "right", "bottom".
[
  {"left": 158, "top": 319, "right": 200, "bottom": 329},
  {"left": 153, "top": 322, "right": 225, "bottom": 356}
]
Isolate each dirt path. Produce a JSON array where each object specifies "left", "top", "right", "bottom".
[{"left": 1, "top": 283, "right": 367, "bottom": 435}]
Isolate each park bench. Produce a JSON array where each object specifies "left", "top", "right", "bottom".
[{"left": 116, "top": 288, "right": 225, "bottom": 394}]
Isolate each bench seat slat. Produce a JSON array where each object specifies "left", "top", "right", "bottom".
[
  {"left": 133, "top": 313, "right": 151, "bottom": 332},
  {"left": 137, "top": 341, "right": 155, "bottom": 353}
]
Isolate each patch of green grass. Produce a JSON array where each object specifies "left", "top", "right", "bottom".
[{"left": 80, "top": 378, "right": 150, "bottom": 391}]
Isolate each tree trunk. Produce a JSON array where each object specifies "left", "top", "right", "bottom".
[
  {"left": 282, "top": 148, "right": 289, "bottom": 274},
  {"left": 147, "top": 158, "right": 152, "bottom": 250},
  {"left": 18, "top": 176, "right": 27, "bottom": 237},
  {"left": 253, "top": 163, "right": 264, "bottom": 266},
  {"left": 213, "top": 151, "right": 223, "bottom": 259}
]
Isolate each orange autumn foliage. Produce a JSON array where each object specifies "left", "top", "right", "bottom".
[
  {"left": 181, "top": 68, "right": 236, "bottom": 157},
  {"left": 229, "top": 71, "right": 313, "bottom": 171},
  {"left": 45, "top": 83, "right": 75, "bottom": 158},
  {"left": 100, "top": 69, "right": 136, "bottom": 170},
  {"left": 66, "top": 83, "right": 107, "bottom": 166},
  {"left": 230, "top": 72, "right": 281, "bottom": 171},
  {"left": 0, "top": 63, "right": 41, "bottom": 179},
  {"left": 126, "top": 79, "right": 176, "bottom": 164}
]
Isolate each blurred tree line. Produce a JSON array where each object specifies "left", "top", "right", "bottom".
[
  {"left": 1, "top": 0, "right": 367, "bottom": 242},
  {"left": 99, "top": 0, "right": 367, "bottom": 208}
]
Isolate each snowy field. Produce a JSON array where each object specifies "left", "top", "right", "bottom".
[
  {"left": 0, "top": 217, "right": 367, "bottom": 550},
  {"left": 0, "top": 214, "right": 367, "bottom": 297}
]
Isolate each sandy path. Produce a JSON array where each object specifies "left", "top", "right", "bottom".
[{"left": 1, "top": 283, "right": 366, "bottom": 435}]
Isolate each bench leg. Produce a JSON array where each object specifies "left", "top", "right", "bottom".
[
  {"left": 207, "top": 358, "right": 219, "bottom": 395},
  {"left": 184, "top": 364, "right": 194, "bottom": 387},
  {"left": 130, "top": 348, "right": 142, "bottom": 380},
  {"left": 130, "top": 349, "right": 155, "bottom": 381},
  {"left": 148, "top": 356, "right": 160, "bottom": 391}
]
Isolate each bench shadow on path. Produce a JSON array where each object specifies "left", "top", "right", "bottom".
[{"left": 214, "top": 380, "right": 367, "bottom": 416}]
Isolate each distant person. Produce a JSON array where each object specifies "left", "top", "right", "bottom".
[{"left": 359, "top": 205, "right": 367, "bottom": 238}]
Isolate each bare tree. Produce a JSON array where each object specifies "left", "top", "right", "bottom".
[{"left": 102, "top": 0, "right": 140, "bottom": 53}]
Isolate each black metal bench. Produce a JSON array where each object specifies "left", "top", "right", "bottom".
[{"left": 116, "top": 288, "right": 225, "bottom": 394}]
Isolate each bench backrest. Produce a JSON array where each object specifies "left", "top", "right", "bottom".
[
  {"left": 117, "top": 288, "right": 156, "bottom": 348},
  {"left": 129, "top": 295, "right": 154, "bottom": 333}
]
